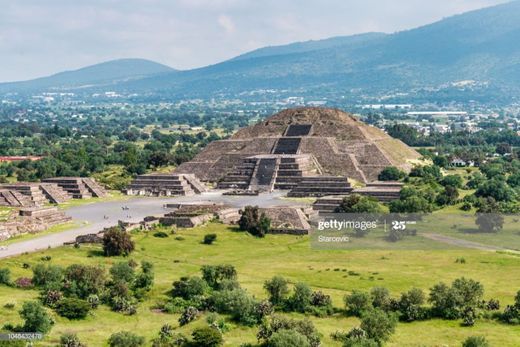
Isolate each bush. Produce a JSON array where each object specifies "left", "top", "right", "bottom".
[
  {"left": 398, "top": 288, "right": 426, "bottom": 321},
  {"left": 41, "top": 289, "right": 63, "bottom": 308},
  {"left": 257, "top": 315, "right": 320, "bottom": 347},
  {"left": 63, "top": 264, "right": 106, "bottom": 299},
  {"left": 360, "top": 309, "right": 397, "bottom": 344},
  {"left": 110, "top": 261, "right": 135, "bottom": 284},
  {"left": 378, "top": 166, "right": 405, "bottom": 181},
  {"left": 287, "top": 282, "right": 312, "bottom": 313},
  {"left": 462, "top": 336, "right": 490, "bottom": 347},
  {"left": 268, "top": 329, "right": 311, "bottom": 347},
  {"left": 14, "top": 277, "right": 33, "bottom": 289},
  {"left": 370, "top": 287, "right": 391, "bottom": 311},
  {"left": 172, "top": 276, "right": 207, "bottom": 300},
  {"left": 153, "top": 231, "right": 169, "bottom": 238},
  {"left": 0, "top": 268, "right": 10, "bottom": 285},
  {"left": 60, "top": 332, "right": 86, "bottom": 347},
  {"left": 56, "top": 298, "right": 91, "bottom": 319},
  {"left": 178, "top": 306, "right": 199, "bottom": 326},
  {"left": 238, "top": 205, "right": 271, "bottom": 237},
  {"left": 429, "top": 277, "right": 484, "bottom": 320},
  {"left": 32, "top": 264, "right": 63, "bottom": 288},
  {"left": 210, "top": 288, "right": 261, "bottom": 325},
  {"left": 103, "top": 227, "right": 135, "bottom": 257},
  {"left": 19, "top": 301, "right": 53, "bottom": 334},
  {"left": 108, "top": 331, "right": 145, "bottom": 347},
  {"left": 264, "top": 276, "right": 289, "bottom": 306},
  {"left": 345, "top": 290, "right": 372, "bottom": 316},
  {"left": 203, "top": 233, "right": 217, "bottom": 245},
  {"left": 335, "top": 194, "right": 384, "bottom": 214},
  {"left": 192, "top": 327, "right": 223, "bottom": 347},
  {"left": 201, "top": 264, "right": 237, "bottom": 290}
]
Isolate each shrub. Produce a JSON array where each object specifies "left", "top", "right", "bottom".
[
  {"left": 153, "top": 231, "right": 168, "bottom": 238},
  {"left": 238, "top": 205, "right": 270, "bottom": 237},
  {"left": 19, "top": 301, "right": 53, "bottom": 334},
  {"left": 110, "top": 261, "right": 135, "bottom": 284},
  {"left": 429, "top": 278, "right": 484, "bottom": 320},
  {"left": 257, "top": 315, "right": 320, "bottom": 347},
  {"left": 335, "top": 194, "right": 384, "bottom": 214},
  {"left": 370, "top": 287, "right": 391, "bottom": 310},
  {"left": 462, "top": 336, "right": 490, "bottom": 347},
  {"left": 56, "top": 298, "right": 91, "bottom": 319},
  {"left": 210, "top": 288, "right": 261, "bottom": 325},
  {"left": 32, "top": 264, "right": 63, "bottom": 288},
  {"left": 201, "top": 264, "right": 237, "bottom": 290},
  {"left": 268, "top": 329, "right": 311, "bottom": 347},
  {"left": 192, "top": 327, "right": 223, "bottom": 347},
  {"left": 378, "top": 166, "right": 405, "bottom": 181},
  {"left": 172, "top": 276, "right": 207, "bottom": 300},
  {"left": 178, "top": 306, "right": 199, "bottom": 326},
  {"left": 103, "top": 227, "right": 135, "bottom": 256},
  {"left": 203, "top": 233, "right": 217, "bottom": 245},
  {"left": 345, "top": 290, "right": 372, "bottom": 316},
  {"left": 14, "top": 277, "right": 33, "bottom": 289},
  {"left": 108, "top": 331, "right": 145, "bottom": 347},
  {"left": 360, "top": 309, "right": 397, "bottom": 344},
  {"left": 64, "top": 264, "right": 106, "bottom": 299},
  {"left": 60, "top": 332, "right": 86, "bottom": 347},
  {"left": 0, "top": 268, "right": 10, "bottom": 285},
  {"left": 151, "top": 324, "right": 188, "bottom": 347},
  {"left": 41, "top": 289, "right": 63, "bottom": 308},
  {"left": 287, "top": 282, "right": 312, "bottom": 313},
  {"left": 264, "top": 276, "right": 289, "bottom": 306},
  {"left": 398, "top": 288, "right": 426, "bottom": 321}
]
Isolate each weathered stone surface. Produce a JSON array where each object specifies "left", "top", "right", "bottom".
[
  {"left": 176, "top": 107, "right": 420, "bottom": 183},
  {"left": 42, "top": 177, "right": 107, "bottom": 199},
  {"left": 0, "top": 206, "right": 72, "bottom": 240},
  {"left": 126, "top": 173, "right": 207, "bottom": 196}
]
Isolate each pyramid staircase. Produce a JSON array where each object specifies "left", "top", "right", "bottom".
[
  {"left": 0, "top": 184, "right": 47, "bottom": 206},
  {"left": 81, "top": 178, "right": 108, "bottom": 197},
  {"left": 39, "top": 183, "right": 72, "bottom": 203}
]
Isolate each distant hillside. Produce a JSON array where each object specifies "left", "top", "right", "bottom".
[
  {"left": 0, "top": 59, "right": 175, "bottom": 92},
  {"left": 2, "top": 1, "right": 520, "bottom": 103}
]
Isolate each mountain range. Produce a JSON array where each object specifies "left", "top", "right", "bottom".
[{"left": 2, "top": 1, "right": 520, "bottom": 103}]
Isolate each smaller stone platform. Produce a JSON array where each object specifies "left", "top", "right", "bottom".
[{"left": 126, "top": 173, "right": 207, "bottom": 196}]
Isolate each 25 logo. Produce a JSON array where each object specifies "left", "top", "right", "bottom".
[{"left": 391, "top": 221, "right": 406, "bottom": 231}]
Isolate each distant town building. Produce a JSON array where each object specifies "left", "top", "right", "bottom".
[{"left": 0, "top": 156, "right": 43, "bottom": 162}]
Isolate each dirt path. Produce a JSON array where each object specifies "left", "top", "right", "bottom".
[{"left": 421, "top": 232, "right": 518, "bottom": 253}]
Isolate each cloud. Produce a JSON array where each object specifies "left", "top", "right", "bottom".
[
  {"left": 0, "top": 0, "right": 510, "bottom": 82},
  {"left": 218, "top": 15, "right": 235, "bottom": 34}
]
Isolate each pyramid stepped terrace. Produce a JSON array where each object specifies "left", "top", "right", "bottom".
[
  {"left": 42, "top": 177, "right": 107, "bottom": 199},
  {"left": 0, "top": 182, "right": 72, "bottom": 205},
  {"left": 176, "top": 107, "right": 419, "bottom": 195},
  {"left": 126, "top": 173, "right": 208, "bottom": 196}
]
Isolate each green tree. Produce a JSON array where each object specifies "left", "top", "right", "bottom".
[
  {"left": 103, "top": 227, "right": 135, "bottom": 257},
  {"left": 360, "top": 309, "right": 397, "bottom": 344},
  {"left": 268, "top": 329, "right": 311, "bottom": 347},
  {"left": 238, "top": 205, "right": 271, "bottom": 237},
  {"left": 264, "top": 276, "right": 289, "bottom": 306},
  {"left": 462, "top": 336, "right": 490, "bottom": 347}
]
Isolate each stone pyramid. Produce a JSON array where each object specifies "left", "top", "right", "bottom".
[{"left": 176, "top": 107, "right": 421, "bottom": 183}]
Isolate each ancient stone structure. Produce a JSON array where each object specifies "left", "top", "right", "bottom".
[
  {"left": 0, "top": 189, "right": 34, "bottom": 207},
  {"left": 0, "top": 206, "right": 72, "bottom": 241},
  {"left": 159, "top": 203, "right": 226, "bottom": 228},
  {"left": 287, "top": 176, "right": 353, "bottom": 197},
  {"left": 260, "top": 206, "right": 313, "bottom": 234},
  {"left": 176, "top": 108, "right": 421, "bottom": 186},
  {"left": 0, "top": 183, "right": 72, "bottom": 205},
  {"left": 42, "top": 177, "right": 107, "bottom": 199},
  {"left": 312, "top": 181, "right": 403, "bottom": 213},
  {"left": 126, "top": 173, "right": 207, "bottom": 196}
]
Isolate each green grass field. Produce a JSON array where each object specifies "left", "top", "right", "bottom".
[{"left": 1, "top": 223, "right": 520, "bottom": 346}]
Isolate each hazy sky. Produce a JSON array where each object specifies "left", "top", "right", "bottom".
[{"left": 0, "top": 0, "right": 509, "bottom": 82}]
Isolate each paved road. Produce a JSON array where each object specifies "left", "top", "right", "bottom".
[{"left": 0, "top": 190, "right": 299, "bottom": 259}]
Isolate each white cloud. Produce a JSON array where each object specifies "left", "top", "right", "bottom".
[{"left": 218, "top": 14, "right": 236, "bottom": 34}]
